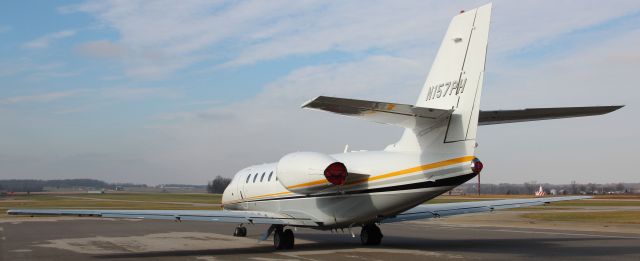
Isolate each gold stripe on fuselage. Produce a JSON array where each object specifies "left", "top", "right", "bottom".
[{"left": 225, "top": 155, "right": 474, "bottom": 204}]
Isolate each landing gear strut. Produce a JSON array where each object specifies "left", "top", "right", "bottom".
[
  {"left": 273, "top": 226, "right": 295, "bottom": 250},
  {"left": 233, "top": 225, "right": 247, "bottom": 237},
  {"left": 360, "top": 224, "right": 383, "bottom": 245}
]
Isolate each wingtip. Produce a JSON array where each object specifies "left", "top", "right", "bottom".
[
  {"left": 300, "top": 96, "right": 318, "bottom": 108},
  {"left": 608, "top": 105, "right": 625, "bottom": 112}
]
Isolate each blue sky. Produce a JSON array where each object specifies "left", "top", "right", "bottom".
[{"left": 1, "top": 0, "right": 639, "bottom": 185}]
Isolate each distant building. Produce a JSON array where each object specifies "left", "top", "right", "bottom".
[
  {"left": 0, "top": 190, "right": 14, "bottom": 198},
  {"left": 535, "top": 186, "right": 546, "bottom": 197}
]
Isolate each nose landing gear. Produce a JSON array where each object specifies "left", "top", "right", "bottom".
[{"left": 233, "top": 225, "right": 247, "bottom": 237}]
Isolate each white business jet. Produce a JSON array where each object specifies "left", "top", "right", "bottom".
[{"left": 9, "top": 3, "right": 622, "bottom": 250}]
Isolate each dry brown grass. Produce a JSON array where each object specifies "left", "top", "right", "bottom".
[{"left": 522, "top": 211, "right": 640, "bottom": 224}]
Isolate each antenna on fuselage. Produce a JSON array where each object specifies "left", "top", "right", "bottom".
[{"left": 343, "top": 144, "right": 350, "bottom": 153}]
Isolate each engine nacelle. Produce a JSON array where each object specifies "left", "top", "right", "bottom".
[{"left": 277, "top": 152, "right": 348, "bottom": 195}]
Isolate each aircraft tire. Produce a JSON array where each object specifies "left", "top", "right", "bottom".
[
  {"left": 240, "top": 227, "right": 247, "bottom": 237},
  {"left": 360, "top": 224, "right": 383, "bottom": 245},
  {"left": 283, "top": 229, "right": 295, "bottom": 249},
  {"left": 274, "top": 229, "right": 286, "bottom": 250}
]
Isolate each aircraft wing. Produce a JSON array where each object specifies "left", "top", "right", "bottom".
[
  {"left": 6, "top": 209, "right": 320, "bottom": 227},
  {"left": 382, "top": 196, "right": 589, "bottom": 223},
  {"left": 302, "top": 96, "right": 452, "bottom": 128},
  {"left": 479, "top": 106, "right": 623, "bottom": 125}
]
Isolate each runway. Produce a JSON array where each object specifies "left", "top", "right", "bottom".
[{"left": 2, "top": 218, "right": 639, "bottom": 260}]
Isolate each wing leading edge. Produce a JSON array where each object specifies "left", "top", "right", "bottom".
[
  {"left": 382, "top": 196, "right": 590, "bottom": 223},
  {"left": 6, "top": 209, "right": 319, "bottom": 227}
]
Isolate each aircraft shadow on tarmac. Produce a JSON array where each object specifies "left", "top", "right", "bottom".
[{"left": 95, "top": 233, "right": 637, "bottom": 259}]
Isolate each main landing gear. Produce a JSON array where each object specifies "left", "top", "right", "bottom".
[
  {"left": 360, "top": 224, "right": 383, "bottom": 245},
  {"left": 273, "top": 226, "right": 295, "bottom": 250},
  {"left": 261, "top": 224, "right": 381, "bottom": 250},
  {"left": 233, "top": 225, "right": 247, "bottom": 237}
]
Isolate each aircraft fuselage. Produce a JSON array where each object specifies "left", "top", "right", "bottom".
[{"left": 222, "top": 151, "right": 477, "bottom": 228}]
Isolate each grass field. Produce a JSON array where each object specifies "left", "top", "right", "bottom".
[
  {"left": 0, "top": 193, "right": 222, "bottom": 219},
  {"left": 522, "top": 211, "right": 640, "bottom": 224},
  {"left": 60, "top": 193, "right": 221, "bottom": 204},
  {"left": 432, "top": 195, "right": 640, "bottom": 207}
]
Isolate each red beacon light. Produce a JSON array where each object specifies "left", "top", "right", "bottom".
[
  {"left": 471, "top": 158, "right": 483, "bottom": 173},
  {"left": 324, "top": 162, "right": 348, "bottom": 185}
]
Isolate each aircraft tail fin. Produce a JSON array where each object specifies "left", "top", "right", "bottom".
[{"left": 389, "top": 4, "right": 492, "bottom": 152}]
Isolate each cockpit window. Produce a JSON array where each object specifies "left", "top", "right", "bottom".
[
  {"left": 253, "top": 173, "right": 258, "bottom": 183},
  {"left": 268, "top": 171, "right": 273, "bottom": 181},
  {"left": 260, "top": 172, "right": 265, "bottom": 182},
  {"left": 245, "top": 174, "right": 250, "bottom": 183}
]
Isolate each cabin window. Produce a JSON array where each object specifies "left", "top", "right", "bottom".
[
  {"left": 268, "top": 171, "right": 273, "bottom": 181},
  {"left": 260, "top": 172, "right": 265, "bottom": 182},
  {"left": 253, "top": 173, "right": 258, "bottom": 183},
  {"left": 245, "top": 174, "right": 250, "bottom": 183}
]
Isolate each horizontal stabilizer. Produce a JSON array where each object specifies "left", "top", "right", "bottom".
[
  {"left": 479, "top": 105, "right": 624, "bottom": 125},
  {"left": 302, "top": 96, "right": 452, "bottom": 128}
]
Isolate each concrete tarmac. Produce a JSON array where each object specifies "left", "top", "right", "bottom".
[{"left": 1, "top": 218, "right": 639, "bottom": 260}]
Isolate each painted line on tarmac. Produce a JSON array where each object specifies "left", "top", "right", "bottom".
[{"left": 433, "top": 224, "right": 640, "bottom": 239}]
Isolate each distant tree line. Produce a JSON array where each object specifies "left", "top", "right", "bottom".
[
  {"left": 0, "top": 179, "right": 151, "bottom": 192},
  {"left": 457, "top": 181, "right": 637, "bottom": 195},
  {"left": 0, "top": 179, "right": 113, "bottom": 192},
  {"left": 207, "top": 176, "right": 232, "bottom": 194}
]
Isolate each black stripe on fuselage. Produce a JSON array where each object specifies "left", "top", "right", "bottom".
[{"left": 235, "top": 172, "right": 478, "bottom": 204}]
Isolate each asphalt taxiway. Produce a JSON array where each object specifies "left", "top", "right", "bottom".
[{"left": 1, "top": 217, "right": 639, "bottom": 261}]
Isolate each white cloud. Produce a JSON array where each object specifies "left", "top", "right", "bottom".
[
  {"left": 0, "top": 86, "right": 176, "bottom": 108},
  {"left": 0, "top": 25, "right": 10, "bottom": 33},
  {"left": 65, "top": 0, "right": 640, "bottom": 77},
  {"left": 22, "top": 30, "right": 76, "bottom": 49},
  {"left": 75, "top": 40, "right": 127, "bottom": 59},
  {"left": 102, "top": 86, "right": 180, "bottom": 100},
  {"left": 0, "top": 89, "right": 86, "bottom": 105},
  {"left": 0, "top": 60, "right": 64, "bottom": 77}
]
